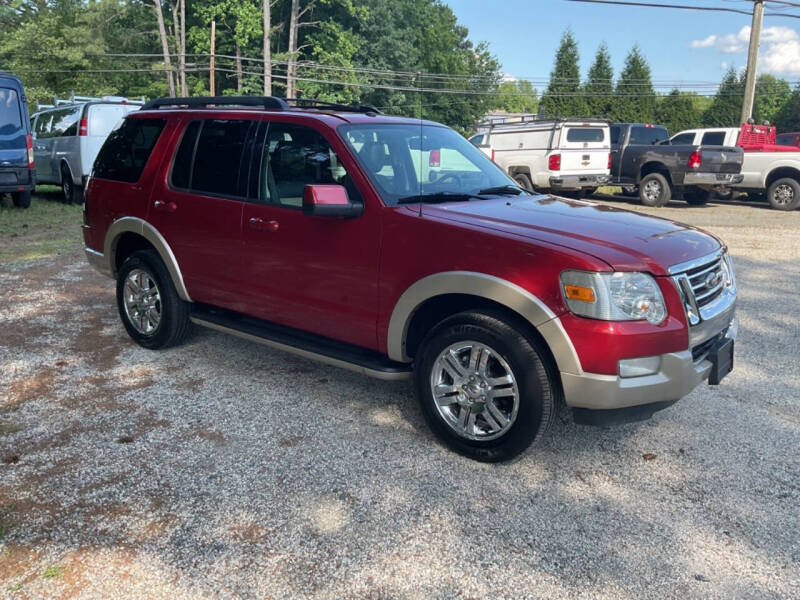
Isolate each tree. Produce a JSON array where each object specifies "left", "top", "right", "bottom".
[
  {"left": 263, "top": 0, "right": 273, "bottom": 94},
  {"left": 540, "top": 30, "right": 586, "bottom": 118},
  {"left": 703, "top": 68, "right": 743, "bottom": 126},
  {"left": 493, "top": 80, "right": 538, "bottom": 114},
  {"left": 775, "top": 85, "right": 800, "bottom": 131},
  {"left": 656, "top": 89, "right": 703, "bottom": 134},
  {"left": 614, "top": 44, "right": 655, "bottom": 122},
  {"left": 753, "top": 74, "right": 791, "bottom": 125},
  {"left": 584, "top": 43, "right": 613, "bottom": 118}
]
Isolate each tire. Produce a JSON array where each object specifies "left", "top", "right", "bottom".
[
  {"left": 638, "top": 173, "right": 671, "bottom": 207},
  {"left": 512, "top": 173, "right": 534, "bottom": 192},
  {"left": 116, "top": 249, "right": 191, "bottom": 349},
  {"left": 414, "top": 310, "right": 558, "bottom": 462},
  {"left": 61, "top": 163, "right": 81, "bottom": 204},
  {"left": 767, "top": 177, "right": 800, "bottom": 211},
  {"left": 683, "top": 187, "right": 711, "bottom": 206},
  {"left": 11, "top": 190, "right": 31, "bottom": 208},
  {"left": 621, "top": 186, "right": 638, "bottom": 197}
]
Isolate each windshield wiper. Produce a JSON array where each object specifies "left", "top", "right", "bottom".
[
  {"left": 397, "top": 192, "right": 483, "bottom": 204},
  {"left": 476, "top": 184, "right": 527, "bottom": 196}
]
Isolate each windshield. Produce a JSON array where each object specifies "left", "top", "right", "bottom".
[{"left": 339, "top": 123, "right": 518, "bottom": 205}]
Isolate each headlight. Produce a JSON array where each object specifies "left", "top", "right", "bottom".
[{"left": 560, "top": 270, "right": 667, "bottom": 325}]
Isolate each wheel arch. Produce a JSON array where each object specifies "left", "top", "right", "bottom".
[
  {"left": 104, "top": 217, "right": 192, "bottom": 302},
  {"left": 638, "top": 162, "right": 673, "bottom": 186},
  {"left": 765, "top": 166, "right": 800, "bottom": 189},
  {"left": 386, "top": 272, "right": 581, "bottom": 375}
]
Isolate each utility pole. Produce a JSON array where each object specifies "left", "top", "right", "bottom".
[
  {"left": 210, "top": 20, "right": 216, "bottom": 96},
  {"left": 741, "top": 0, "right": 765, "bottom": 123}
]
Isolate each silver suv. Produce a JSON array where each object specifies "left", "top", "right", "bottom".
[{"left": 30, "top": 95, "right": 143, "bottom": 203}]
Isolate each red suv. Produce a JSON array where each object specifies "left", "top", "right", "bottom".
[{"left": 82, "top": 96, "right": 738, "bottom": 461}]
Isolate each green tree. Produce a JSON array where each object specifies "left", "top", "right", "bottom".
[
  {"left": 703, "top": 68, "right": 743, "bottom": 126},
  {"left": 753, "top": 74, "right": 792, "bottom": 125},
  {"left": 614, "top": 44, "right": 655, "bottom": 122},
  {"left": 494, "top": 79, "right": 538, "bottom": 113},
  {"left": 540, "top": 29, "right": 586, "bottom": 118},
  {"left": 656, "top": 89, "right": 702, "bottom": 133},
  {"left": 583, "top": 43, "right": 614, "bottom": 118},
  {"left": 775, "top": 85, "right": 800, "bottom": 131}
]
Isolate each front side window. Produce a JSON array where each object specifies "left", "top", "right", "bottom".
[
  {"left": 49, "top": 107, "right": 81, "bottom": 137},
  {"left": 340, "top": 123, "right": 516, "bottom": 206},
  {"left": 93, "top": 118, "right": 166, "bottom": 183},
  {"left": 261, "top": 123, "right": 352, "bottom": 207},
  {"left": 701, "top": 131, "right": 726, "bottom": 146},
  {"left": 0, "top": 88, "right": 22, "bottom": 132},
  {"left": 629, "top": 126, "right": 668, "bottom": 145},
  {"left": 34, "top": 113, "right": 52, "bottom": 137},
  {"left": 776, "top": 135, "right": 793, "bottom": 146}
]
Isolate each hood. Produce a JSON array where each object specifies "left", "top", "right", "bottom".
[{"left": 416, "top": 195, "right": 721, "bottom": 275}]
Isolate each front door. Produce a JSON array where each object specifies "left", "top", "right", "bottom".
[{"left": 240, "top": 120, "right": 381, "bottom": 351}]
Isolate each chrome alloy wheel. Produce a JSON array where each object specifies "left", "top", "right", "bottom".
[
  {"left": 430, "top": 341, "right": 520, "bottom": 441},
  {"left": 123, "top": 269, "right": 162, "bottom": 335},
  {"left": 642, "top": 179, "right": 662, "bottom": 203},
  {"left": 772, "top": 183, "right": 795, "bottom": 206}
]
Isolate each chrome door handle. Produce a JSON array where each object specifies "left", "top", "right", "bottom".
[
  {"left": 248, "top": 217, "right": 279, "bottom": 232},
  {"left": 153, "top": 200, "right": 177, "bottom": 213}
]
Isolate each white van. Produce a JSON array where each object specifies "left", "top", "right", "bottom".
[
  {"left": 30, "top": 95, "right": 144, "bottom": 202},
  {"left": 472, "top": 116, "right": 611, "bottom": 195}
]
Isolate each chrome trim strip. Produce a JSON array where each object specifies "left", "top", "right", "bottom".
[
  {"left": 667, "top": 248, "right": 724, "bottom": 275},
  {"left": 191, "top": 317, "right": 412, "bottom": 381},
  {"left": 84, "top": 247, "right": 112, "bottom": 277},
  {"left": 104, "top": 216, "right": 192, "bottom": 302}
]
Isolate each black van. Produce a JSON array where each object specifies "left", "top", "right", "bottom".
[{"left": 0, "top": 73, "right": 34, "bottom": 208}]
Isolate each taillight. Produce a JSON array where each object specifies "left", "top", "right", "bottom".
[
  {"left": 429, "top": 149, "right": 440, "bottom": 167},
  {"left": 688, "top": 151, "right": 702, "bottom": 169},
  {"left": 79, "top": 118, "right": 88, "bottom": 136},
  {"left": 25, "top": 134, "right": 34, "bottom": 169},
  {"left": 608, "top": 153, "right": 612, "bottom": 169},
  {"left": 549, "top": 154, "right": 561, "bottom": 171}
]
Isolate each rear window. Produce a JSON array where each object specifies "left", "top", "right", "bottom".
[
  {"left": 610, "top": 125, "right": 621, "bottom": 145},
  {"left": 629, "top": 126, "right": 668, "bottom": 146},
  {"left": 0, "top": 88, "right": 23, "bottom": 131},
  {"left": 701, "top": 131, "right": 726, "bottom": 146},
  {"left": 93, "top": 118, "right": 166, "bottom": 183},
  {"left": 566, "top": 127, "right": 605, "bottom": 143},
  {"left": 88, "top": 104, "right": 131, "bottom": 137}
]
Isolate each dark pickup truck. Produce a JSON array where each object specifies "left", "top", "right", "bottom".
[{"left": 610, "top": 123, "right": 744, "bottom": 206}]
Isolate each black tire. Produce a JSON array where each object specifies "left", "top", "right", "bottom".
[
  {"left": 11, "top": 190, "right": 31, "bottom": 208},
  {"left": 414, "top": 310, "right": 558, "bottom": 462},
  {"left": 766, "top": 177, "right": 800, "bottom": 211},
  {"left": 512, "top": 173, "right": 534, "bottom": 191},
  {"left": 116, "top": 249, "right": 191, "bottom": 349},
  {"left": 61, "top": 163, "right": 81, "bottom": 204},
  {"left": 638, "top": 172, "right": 671, "bottom": 207},
  {"left": 683, "top": 187, "right": 711, "bottom": 206},
  {"left": 620, "top": 186, "right": 638, "bottom": 197}
]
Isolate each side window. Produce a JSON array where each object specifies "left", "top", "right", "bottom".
[
  {"left": 609, "top": 125, "right": 621, "bottom": 145},
  {"left": 93, "top": 118, "right": 166, "bottom": 182},
  {"left": 50, "top": 107, "right": 80, "bottom": 138},
  {"left": 629, "top": 126, "right": 668, "bottom": 145},
  {"left": 261, "top": 122, "right": 356, "bottom": 208},
  {"left": 701, "top": 131, "right": 726, "bottom": 146},
  {"left": 0, "top": 88, "right": 22, "bottom": 131},
  {"left": 191, "top": 119, "right": 252, "bottom": 197},
  {"left": 469, "top": 134, "right": 484, "bottom": 147},
  {"left": 670, "top": 133, "right": 695, "bottom": 145},
  {"left": 170, "top": 120, "right": 201, "bottom": 190},
  {"left": 35, "top": 113, "right": 52, "bottom": 137}
]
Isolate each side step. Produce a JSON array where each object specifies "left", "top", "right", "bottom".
[{"left": 190, "top": 305, "right": 413, "bottom": 381}]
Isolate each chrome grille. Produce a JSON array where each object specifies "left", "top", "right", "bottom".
[{"left": 681, "top": 255, "right": 726, "bottom": 308}]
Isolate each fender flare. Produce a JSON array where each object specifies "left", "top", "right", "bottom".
[
  {"left": 103, "top": 216, "right": 192, "bottom": 302},
  {"left": 386, "top": 271, "right": 581, "bottom": 374}
]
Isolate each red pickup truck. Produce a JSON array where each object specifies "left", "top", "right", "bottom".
[{"left": 82, "top": 96, "right": 738, "bottom": 461}]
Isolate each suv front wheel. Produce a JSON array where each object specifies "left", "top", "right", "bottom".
[
  {"left": 116, "top": 250, "right": 191, "bottom": 349},
  {"left": 414, "top": 311, "right": 558, "bottom": 462}
]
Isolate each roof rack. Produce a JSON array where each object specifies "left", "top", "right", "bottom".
[
  {"left": 36, "top": 92, "right": 146, "bottom": 112},
  {"left": 140, "top": 95, "right": 382, "bottom": 115},
  {"left": 478, "top": 114, "right": 610, "bottom": 128}
]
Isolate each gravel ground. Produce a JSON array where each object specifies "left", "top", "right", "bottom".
[{"left": 1, "top": 195, "right": 799, "bottom": 599}]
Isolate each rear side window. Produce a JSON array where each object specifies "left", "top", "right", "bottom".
[
  {"left": 170, "top": 120, "right": 201, "bottom": 190},
  {"left": 701, "top": 131, "right": 726, "bottom": 146},
  {"left": 0, "top": 88, "right": 22, "bottom": 131},
  {"left": 566, "top": 128, "right": 605, "bottom": 143},
  {"left": 670, "top": 133, "right": 695, "bottom": 145},
  {"left": 469, "top": 134, "right": 484, "bottom": 146},
  {"left": 93, "top": 118, "right": 166, "bottom": 182},
  {"left": 629, "top": 126, "right": 668, "bottom": 145},
  {"left": 189, "top": 119, "right": 253, "bottom": 197}
]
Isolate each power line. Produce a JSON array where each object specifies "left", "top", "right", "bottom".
[{"left": 564, "top": 0, "right": 800, "bottom": 17}]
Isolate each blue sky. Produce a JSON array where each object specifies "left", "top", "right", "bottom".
[{"left": 449, "top": 0, "right": 800, "bottom": 89}]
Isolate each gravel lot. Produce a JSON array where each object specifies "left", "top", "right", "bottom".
[{"left": 1, "top": 194, "right": 799, "bottom": 599}]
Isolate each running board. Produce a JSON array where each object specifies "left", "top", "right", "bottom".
[{"left": 190, "top": 305, "right": 412, "bottom": 381}]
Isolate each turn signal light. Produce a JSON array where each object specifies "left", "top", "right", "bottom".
[
  {"left": 564, "top": 284, "right": 596, "bottom": 303},
  {"left": 549, "top": 153, "right": 561, "bottom": 171}
]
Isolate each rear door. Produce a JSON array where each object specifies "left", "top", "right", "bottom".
[
  {"left": 558, "top": 123, "right": 609, "bottom": 174},
  {"left": 32, "top": 112, "right": 54, "bottom": 182},
  {"left": 49, "top": 106, "right": 81, "bottom": 183},
  {"left": 0, "top": 86, "right": 28, "bottom": 183},
  {"left": 621, "top": 125, "right": 669, "bottom": 179},
  {"left": 82, "top": 103, "right": 141, "bottom": 178}
]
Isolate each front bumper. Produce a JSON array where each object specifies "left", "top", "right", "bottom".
[
  {"left": 683, "top": 172, "right": 744, "bottom": 188},
  {"left": 549, "top": 174, "right": 610, "bottom": 190},
  {"left": 561, "top": 315, "right": 737, "bottom": 411}
]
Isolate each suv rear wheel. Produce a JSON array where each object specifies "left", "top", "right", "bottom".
[
  {"left": 61, "top": 164, "right": 81, "bottom": 204},
  {"left": 11, "top": 191, "right": 31, "bottom": 208},
  {"left": 639, "top": 173, "right": 671, "bottom": 207},
  {"left": 116, "top": 250, "right": 191, "bottom": 349},
  {"left": 414, "top": 311, "right": 557, "bottom": 462},
  {"left": 767, "top": 177, "right": 800, "bottom": 211}
]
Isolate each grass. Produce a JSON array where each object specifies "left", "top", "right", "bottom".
[
  {"left": 41, "top": 564, "right": 62, "bottom": 579},
  {"left": 0, "top": 186, "right": 83, "bottom": 263}
]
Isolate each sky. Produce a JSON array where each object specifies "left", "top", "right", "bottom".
[{"left": 448, "top": 0, "right": 800, "bottom": 91}]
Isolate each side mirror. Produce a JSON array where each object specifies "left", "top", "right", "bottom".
[{"left": 302, "top": 184, "right": 363, "bottom": 218}]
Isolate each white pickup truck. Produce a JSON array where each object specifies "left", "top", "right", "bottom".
[
  {"left": 670, "top": 126, "right": 800, "bottom": 210},
  {"left": 470, "top": 116, "right": 610, "bottom": 196}
]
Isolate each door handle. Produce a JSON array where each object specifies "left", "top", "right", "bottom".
[
  {"left": 153, "top": 200, "right": 177, "bottom": 213},
  {"left": 248, "top": 217, "right": 279, "bottom": 232}
]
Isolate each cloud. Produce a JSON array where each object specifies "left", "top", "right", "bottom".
[{"left": 690, "top": 26, "right": 800, "bottom": 75}]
